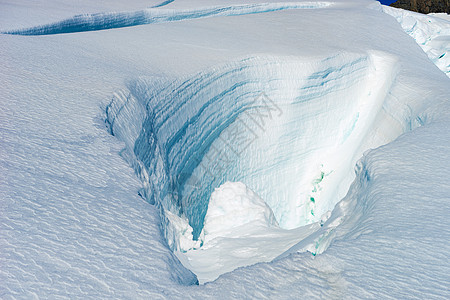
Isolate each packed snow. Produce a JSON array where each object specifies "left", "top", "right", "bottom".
[{"left": 1, "top": 0, "right": 450, "bottom": 298}]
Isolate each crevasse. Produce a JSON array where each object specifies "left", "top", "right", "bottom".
[
  {"left": 4, "top": 2, "right": 332, "bottom": 35},
  {"left": 380, "top": 5, "right": 450, "bottom": 77},
  {"left": 105, "top": 51, "right": 407, "bottom": 261}
]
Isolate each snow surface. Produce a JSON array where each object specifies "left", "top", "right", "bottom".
[{"left": 1, "top": 0, "right": 450, "bottom": 298}]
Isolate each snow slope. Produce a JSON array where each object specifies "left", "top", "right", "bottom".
[{"left": 1, "top": 0, "right": 450, "bottom": 298}]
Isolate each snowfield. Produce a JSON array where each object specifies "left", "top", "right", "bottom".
[{"left": 1, "top": 0, "right": 450, "bottom": 298}]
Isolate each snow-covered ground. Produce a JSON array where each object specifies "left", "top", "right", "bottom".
[{"left": 1, "top": 0, "right": 450, "bottom": 298}]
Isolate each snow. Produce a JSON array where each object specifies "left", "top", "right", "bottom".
[
  {"left": 429, "top": 13, "right": 450, "bottom": 22},
  {"left": 4, "top": 2, "right": 333, "bottom": 35},
  {"left": 175, "top": 181, "right": 320, "bottom": 283},
  {"left": 1, "top": 0, "right": 450, "bottom": 298},
  {"left": 381, "top": 5, "right": 450, "bottom": 77},
  {"left": 104, "top": 49, "right": 407, "bottom": 282}
]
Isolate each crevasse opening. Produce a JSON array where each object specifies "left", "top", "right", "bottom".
[{"left": 105, "top": 51, "right": 408, "bottom": 283}]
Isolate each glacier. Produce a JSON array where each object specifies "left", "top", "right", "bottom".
[
  {"left": 1, "top": 0, "right": 450, "bottom": 298},
  {"left": 4, "top": 2, "right": 332, "bottom": 35}
]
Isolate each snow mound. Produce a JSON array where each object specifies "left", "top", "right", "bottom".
[
  {"left": 202, "top": 181, "right": 279, "bottom": 242},
  {"left": 178, "top": 181, "right": 320, "bottom": 284},
  {"left": 4, "top": 1, "right": 333, "bottom": 35}
]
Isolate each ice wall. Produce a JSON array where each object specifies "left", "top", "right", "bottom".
[{"left": 106, "top": 51, "right": 405, "bottom": 254}]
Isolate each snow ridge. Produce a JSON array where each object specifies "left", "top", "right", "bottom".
[{"left": 4, "top": 2, "right": 332, "bottom": 36}]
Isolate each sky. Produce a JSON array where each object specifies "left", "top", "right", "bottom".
[{"left": 379, "top": 0, "right": 397, "bottom": 5}]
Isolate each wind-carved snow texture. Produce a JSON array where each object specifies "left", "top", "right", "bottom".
[
  {"left": 380, "top": 5, "right": 450, "bottom": 77},
  {"left": 105, "top": 51, "right": 418, "bottom": 282},
  {"left": 4, "top": 2, "right": 332, "bottom": 36}
]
